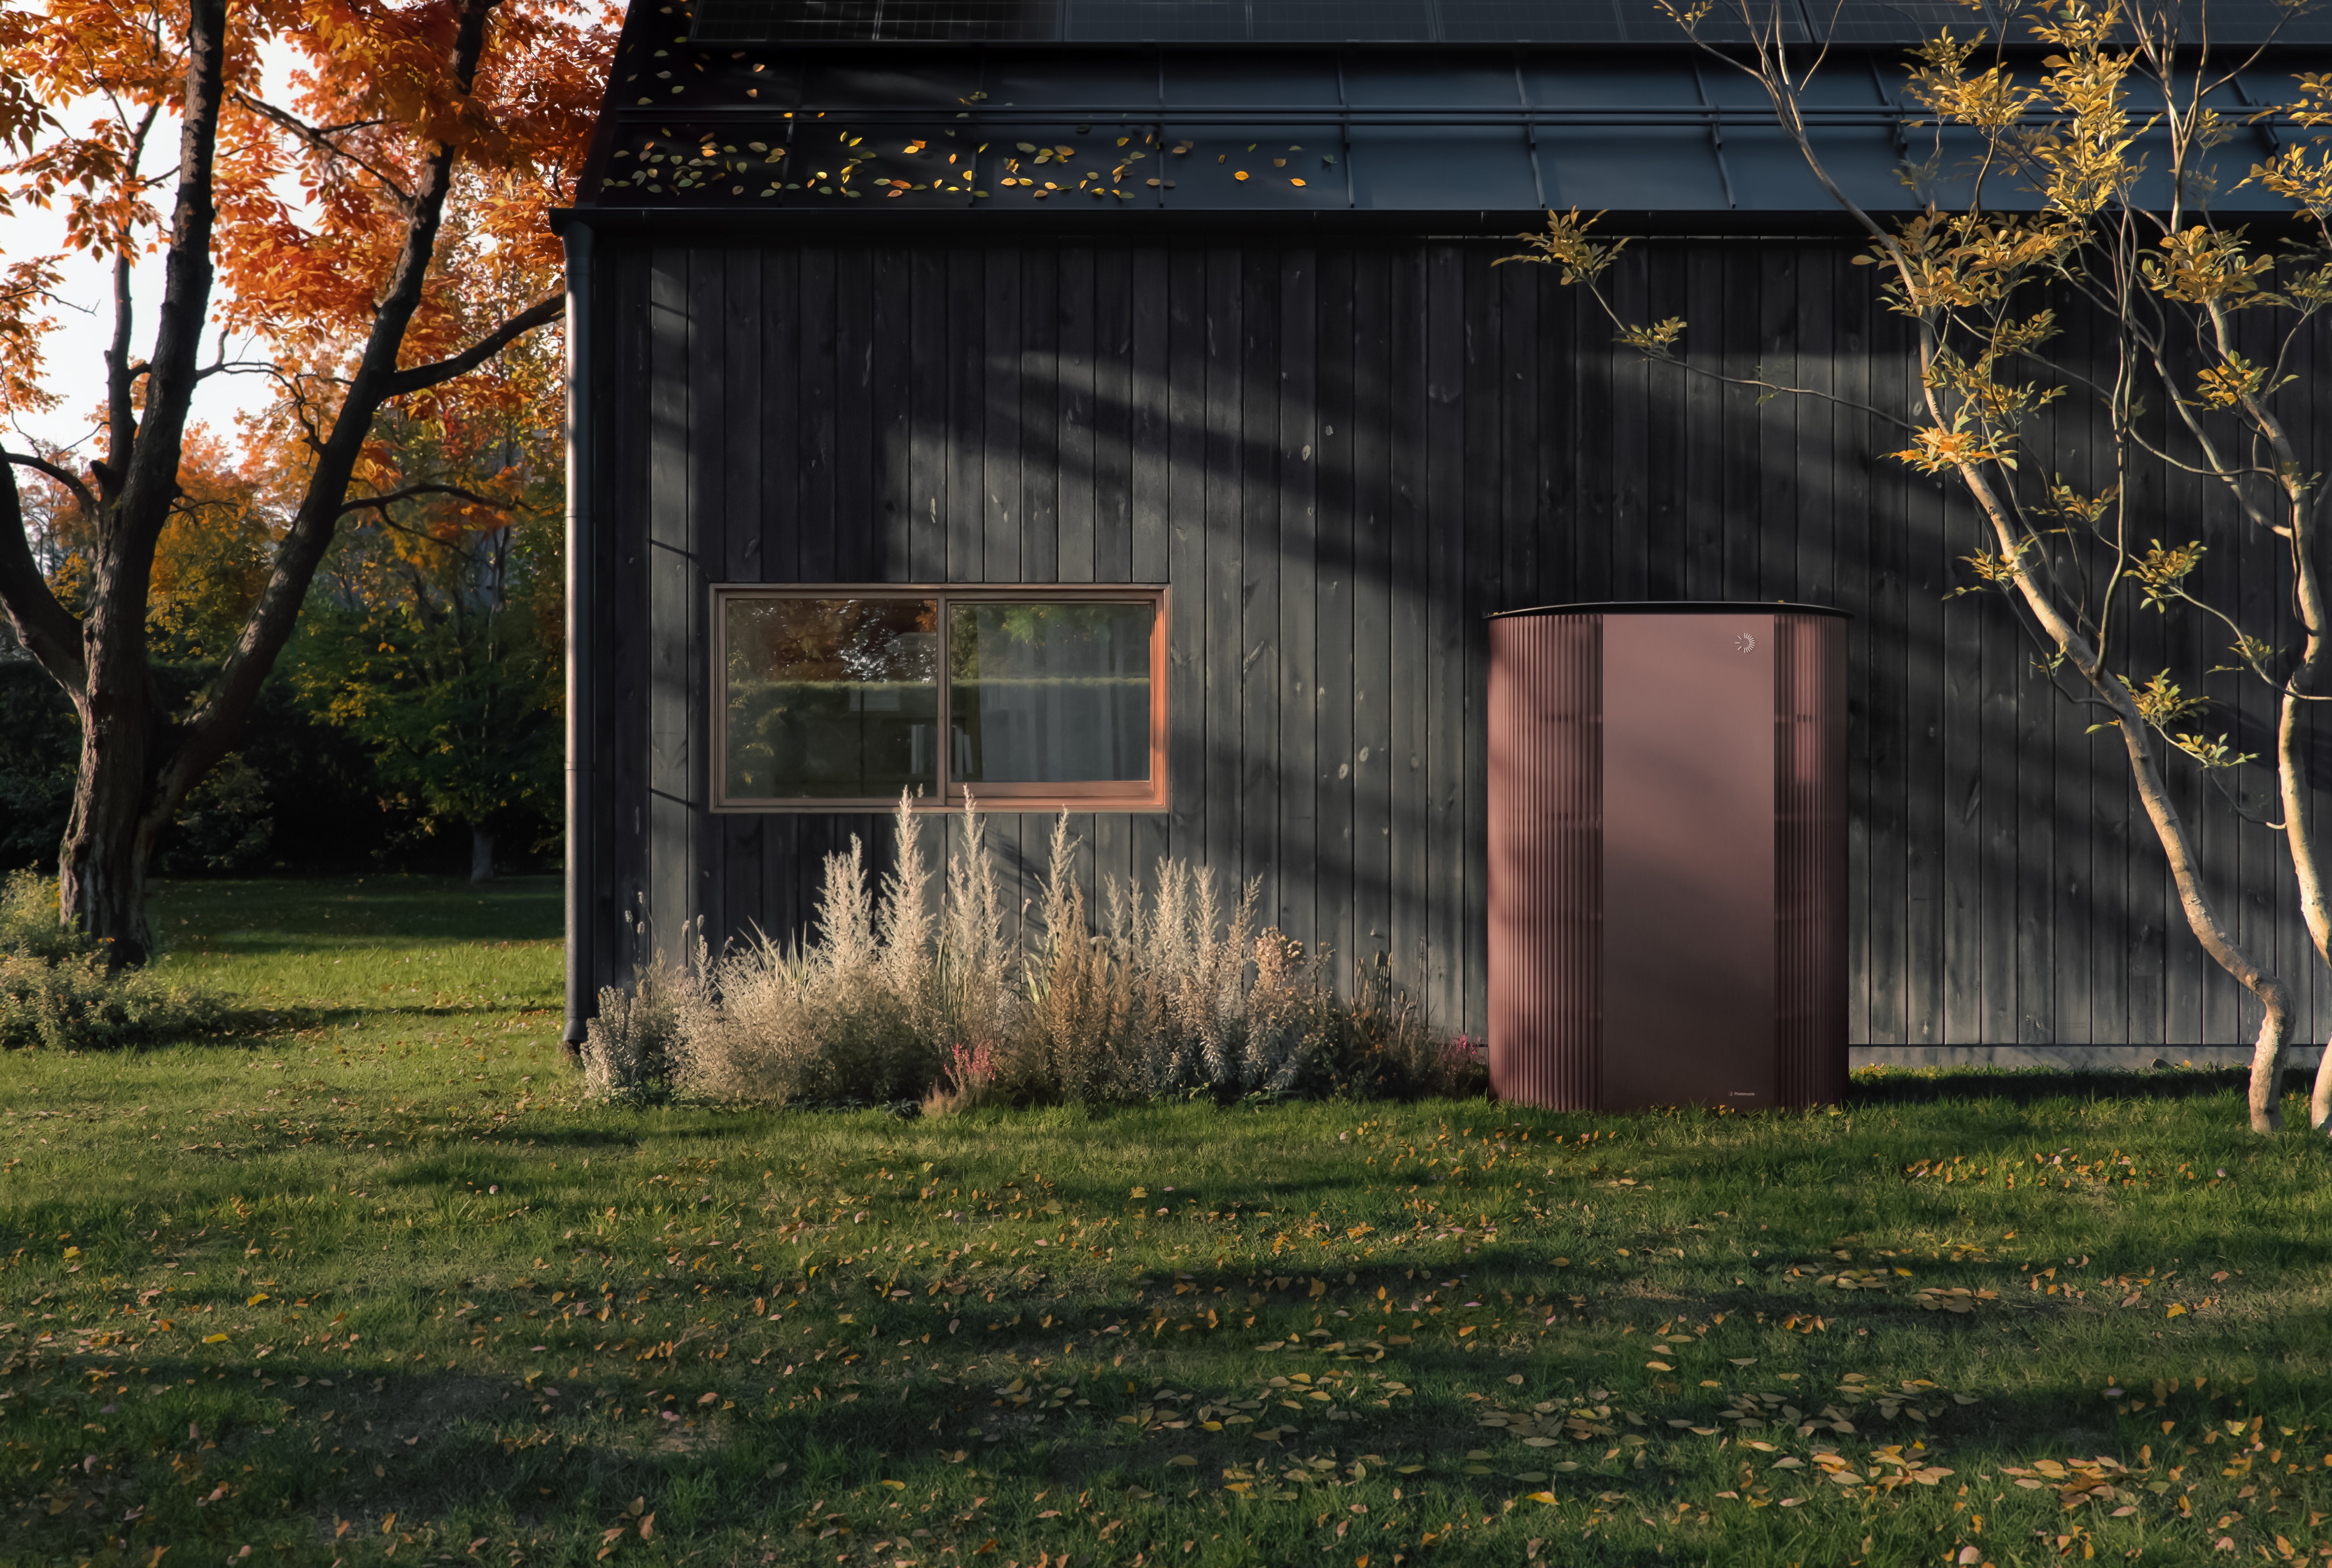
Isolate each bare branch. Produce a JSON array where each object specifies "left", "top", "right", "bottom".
[
  {"left": 229, "top": 91, "right": 415, "bottom": 209},
  {"left": 3, "top": 449, "right": 98, "bottom": 519},
  {"left": 0, "top": 459, "right": 86, "bottom": 696},
  {"left": 338, "top": 481, "right": 511, "bottom": 520},
  {"left": 380, "top": 294, "right": 563, "bottom": 401}
]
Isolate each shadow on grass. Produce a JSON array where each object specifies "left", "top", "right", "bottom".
[
  {"left": 21, "top": 1332, "right": 2316, "bottom": 1562},
  {"left": 151, "top": 874, "right": 563, "bottom": 952},
  {"left": 1844, "top": 1064, "right": 2320, "bottom": 1108}
]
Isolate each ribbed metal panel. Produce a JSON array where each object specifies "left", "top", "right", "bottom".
[
  {"left": 1487, "top": 612, "right": 1601, "bottom": 1110},
  {"left": 1775, "top": 611, "right": 1850, "bottom": 1107}
]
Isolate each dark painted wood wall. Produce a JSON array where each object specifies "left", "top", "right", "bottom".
[{"left": 580, "top": 231, "right": 2332, "bottom": 1049}]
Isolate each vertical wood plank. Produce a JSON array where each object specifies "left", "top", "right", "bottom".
[
  {"left": 1167, "top": 244, "right": 1210, "bottom": 874},
  {"left": 1238, "top": 248, "right": 1282, "bottom": 921},
  {"left": 798, "top": 248, "right": 839, "bottom": 583},
  {"left": 891, "top": 250, "right": 937, "bottom": 581},
  {"left": 1278, "top": 247, "right": 1319, "bottom": 949},
  {"left": 648, "top": 247, "right": 699, "bottom": 966},
  {"left": 1602, "top": 249, "right": 1646, "bottom": 604},
  {"left": 1202, "top": 245, "right": 1245, "bottom": 894},
  {"left": 1095, "top": 246, "right": 1136, "bottom": 584},
  {"left": 1022, "top": 250, "right": 1061, "bottom": 583},
  {"left": 604, "top": 246, "right": 652, "bottom": 982},
  {"left": 985, "top": 249, "right": 1024, "bottom": 585},
  {"left": 1352, "top": 246, "right": 1397, "bottom": 972},
  {"left": 1423, "top": 242, "right": 1467, "bottom": 1027},
  {"left": 1316, "top": 246, "right": 1359, "bottom": 979},
  {"left": 1130, "top": 245, "right": 1173, "bottom": 586},
  {"left": 833, "top": 247, "right": 875, "bottom": 582},
  {"left": 1459, "top": 244, "right": 1503, "bottom": 1037},
  {"left": 1388, "top": 243, "right": 1431, "bottom": 999},
  {"left": 1863, "top": 253, "right": 1911, "bottom": 1046},
  {"left": 1058, "top": 245, "right": 1097, "bottom": 584},
  {"left": 759, "top": 247, "right": 801, "bottom": 583},
  {"left": 718, "top": 250, "right": 763, "bottom": 951},
  {"left": 947, "top": 246, "right": 986, "bottom": 585},
  {"left": 1683, "top": 243, "right": 1726, "bottom": 600},
  {"left": 1130, "top": 244, "right": 1174, "bottom": 882}
]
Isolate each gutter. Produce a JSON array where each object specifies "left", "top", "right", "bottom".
[{"left": 562, "top": 218, "right": 596, "bottom": 1055}]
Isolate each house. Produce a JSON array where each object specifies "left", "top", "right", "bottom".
[{"left": 552, "top": 0, "right": 2332, "bottom": 1069}]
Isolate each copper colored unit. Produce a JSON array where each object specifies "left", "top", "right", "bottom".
[{"left": 1487, "top": 603, "right": 1849, "bottom": 1111}]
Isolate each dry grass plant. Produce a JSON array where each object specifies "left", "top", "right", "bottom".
[{"left": 588, "top": 803, "right": 1466, "bottom": 1108}]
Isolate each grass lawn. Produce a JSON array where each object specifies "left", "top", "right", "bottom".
[{"left": 3, "top": 878, "right": 2330, "bottom": 1568}]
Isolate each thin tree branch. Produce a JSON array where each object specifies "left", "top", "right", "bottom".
[
  {"left": 0, "top": 459, "right": 87, "bottom": 696},
  {"left": 379, "top": 294, "right": 563, "bottom": 400},
  {"left": 2, "top": 449, "right": 98, "bottom": 519},
  {"left": 230, "top": 90, "right": 415, "bottom": 209},
  {"left": 338, "top": 481, "right": 509, "bottom": 519}
]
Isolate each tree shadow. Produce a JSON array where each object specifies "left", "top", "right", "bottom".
[{"left": 1844, "top": 1063, "right": 2325, "bottom": 1108}]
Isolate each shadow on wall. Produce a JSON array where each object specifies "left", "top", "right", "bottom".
[{"left": 658, "top": 238, "right": 2332, "bottom": 1050}]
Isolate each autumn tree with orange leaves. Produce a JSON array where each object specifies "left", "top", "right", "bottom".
[{"left": 0, "top": 0, "right": 610, "bottom": 962}]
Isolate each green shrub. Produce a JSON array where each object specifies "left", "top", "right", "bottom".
[
  {"left": 0, "top": 866, "right": 86, "bottom": 965},
  {"left": 0, "top": 870, "right": 225, "bottom": 1050}
]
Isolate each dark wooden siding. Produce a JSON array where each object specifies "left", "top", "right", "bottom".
[{"left": 584, "top": 233, "right": 2332, "bottom": 1048}]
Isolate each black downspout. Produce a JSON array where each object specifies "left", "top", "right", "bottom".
[{"left": 562, "top": 220, "right": 596, "bottom": 1056}]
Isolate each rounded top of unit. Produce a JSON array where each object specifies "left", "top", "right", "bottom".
[{"left": 1487, "top": 600, "right": 1853, "bottom": 620}]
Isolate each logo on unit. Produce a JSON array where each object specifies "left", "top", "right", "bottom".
[{"left": 1734, "top": 633, "right": 1757, "bottom": 654}]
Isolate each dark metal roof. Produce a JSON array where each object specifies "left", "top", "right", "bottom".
[
  {"left": 563, "top": 0, "right": 2332, "bottom": 225},
  {"left": 686, "top": 0, "right": 2332, "bottom": 44}
]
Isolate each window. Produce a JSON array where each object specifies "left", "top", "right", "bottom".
[{"left": 715, "top": 585, "right": 1168, "bottom": 810}]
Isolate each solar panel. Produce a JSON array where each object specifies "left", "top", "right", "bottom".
[
  {"left": 1252, "top": 0, "right": 1437, "bottom": 39},
  {"left": 686, "top": 0, "right": 2332, "bottom": 42},
  {"left": 1442, "top": 0, "right": 1632, "bottom": 41},
  {"left": 691, "top": 0, "right": 1057, "bottom": 41},
  {"left": 1064, "top": 0, "right": 1247, "bottom": 39},
  {"left": 1809, "top": 0, "right": 1991, "bottom": 42}
]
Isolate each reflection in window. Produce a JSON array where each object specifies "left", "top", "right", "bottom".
[
  {"left": 947, "top": 601, "right": 1154, "bottom": 784},
  {"left": 724, "top": 597, "right": 939, "bottom": 798}
]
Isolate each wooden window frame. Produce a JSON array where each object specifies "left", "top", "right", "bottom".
[{"left": 711, "top": 583, "right": 1171, "bottom": 813}]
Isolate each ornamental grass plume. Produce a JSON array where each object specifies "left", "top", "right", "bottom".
[{"left": 585, "top": 805, "right": 1467, "bottom": 1108}]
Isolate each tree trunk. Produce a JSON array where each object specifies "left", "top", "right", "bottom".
[
  {"left": 2311, "top": 1032, "right": 2332, "bottom": 1131},
  {"left": 58, "top": 683, "right": 162, "bottom": 965},
  {"left": 470, "top": 825, "right": 494, "bottom": 884}
]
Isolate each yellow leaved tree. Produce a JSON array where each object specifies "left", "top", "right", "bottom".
[{"left": 1510, "top": 0, "right": 2332, "bottom": 1132}]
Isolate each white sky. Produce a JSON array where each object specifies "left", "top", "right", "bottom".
[{"left": 4, "top": 35, "right": 301, "bottom": 459}]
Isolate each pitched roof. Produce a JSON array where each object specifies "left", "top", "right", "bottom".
[{"left": 563, "top": 0, "right": 2332, "bottom": 224}]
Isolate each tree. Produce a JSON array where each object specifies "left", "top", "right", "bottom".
[
  {"left": 1511, "top": 0, "right": 2332, "bottom": 1131},
  {"left": 291, "top": 401, "right": 564, "bottom": 882},
  {"left": 0, "top": 0, "right": 608, "bottom": 961}
]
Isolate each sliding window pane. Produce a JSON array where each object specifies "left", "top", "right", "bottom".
[
  {"left": 724, "top": 597, "right": 939, "bottom": 798},
  {"left": 947, "top": 601, "right": 1154, "bottom": 783}
]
